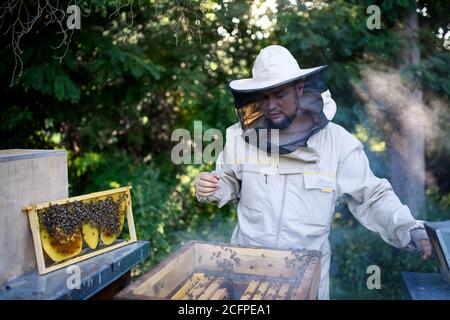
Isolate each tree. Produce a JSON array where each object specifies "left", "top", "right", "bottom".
[
  {"left": 275, "top": 0, "right": 449, "bottom": 216},
  {"left": 390, "top": 0, "right": 425, "bottom": 216}
]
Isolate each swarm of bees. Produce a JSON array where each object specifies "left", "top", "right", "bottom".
[
  {"left": 95, "top": 194, "right": 127, "bottom": 237},
  {"left": 40, "top": 202, "right": 83, "bottom": 243},
  {"left": 38, "top": 193, "right": 128, "bottom": 263}
]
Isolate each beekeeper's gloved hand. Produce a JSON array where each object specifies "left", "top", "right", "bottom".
[
  {"left": 410, "top": 227, "right": 433, "bottom": 260},
  {"left": 195, "top": 172, "right": 220, "bottom": 199}
]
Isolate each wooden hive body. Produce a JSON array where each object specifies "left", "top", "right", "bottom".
[
  {"left": 0, "top": 149, "right": 68, "bottom": 285},
  {"left": 116, "top": 241, "right": 322, "bottom": 300}
]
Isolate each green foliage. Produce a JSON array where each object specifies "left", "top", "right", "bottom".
[
  {"left": 414, "top": 52, "right": 450, "bottom": 98},
  {"left": 331, "top": 192, "right": 449, "bottom": 299},
  {"left": 1, "top": 0, "right": 449, "bottom": 298},
  {"left": 331, "top": 224, "right": 438, "bottom": 299},
  {"left": 20, "top": 64, "right": 81, "bottom": 103}
]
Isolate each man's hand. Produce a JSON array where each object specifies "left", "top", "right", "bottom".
[
  {"left": 419, "top": 239, "right": 433, "bottom": 260},
  {"left": 195, "top": 172, "right": 220, "bottom": 198},
  {"left": 410, "top": 227, "right": 433, "bottom": 260}
]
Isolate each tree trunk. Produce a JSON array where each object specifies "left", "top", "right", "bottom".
[{"left": 388, "top": 4, "right": 425, "bottom": 217}]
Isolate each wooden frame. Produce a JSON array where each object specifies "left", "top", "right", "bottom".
[
  {"left": 23, "top": 186, "right": 137, "bottom": 275},
  {"left": 115, "top": 241, "right": 321, "bottom": 300}
]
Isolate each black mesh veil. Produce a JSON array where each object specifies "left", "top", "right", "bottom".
[{"left": 229, "top": 67, "right": 329, "bottom": 154}]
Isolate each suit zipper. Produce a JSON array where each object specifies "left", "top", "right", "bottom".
[
  {"left": 275, "top": 175, "right": 288, "bottom": 248},
  {"left": 264, "top": 174, "right": 268, "bottom": 184}
]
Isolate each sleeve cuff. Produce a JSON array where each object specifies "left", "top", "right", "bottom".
[
  {"left": 195, "top": 175, "right": 225, "bottom": 205},
  {"left": 407, "top": 221, "right": 429, "bottom": 251}
]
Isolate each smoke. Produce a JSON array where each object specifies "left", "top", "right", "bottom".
[
  {"left": 171, "top": 212, "right": 236, "bottom": 248},
  {"left": 352, "top": 66, "right": 450, "bottom": 191}
]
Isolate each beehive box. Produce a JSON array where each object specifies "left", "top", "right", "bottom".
[
  {"left": 23, "top": 186, "right": 137, "bottom": 275},
  {"left": 0, "top": 149, "right": 68, "bottom": 285},
  {"left": 116, "top": 241, "right": 322, "bottom": 300}
]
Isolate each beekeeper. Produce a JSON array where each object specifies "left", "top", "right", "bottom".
[{"left": 194, "top": 45, "right": 432, "bottom": 299}]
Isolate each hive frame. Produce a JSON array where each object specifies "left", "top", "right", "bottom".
[{"left": 23, "top": 186, "right": 137, "bottom": 275}]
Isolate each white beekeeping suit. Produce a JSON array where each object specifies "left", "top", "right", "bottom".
[{"left": 196, "top": 45, "right": 428, "bottom": 299}]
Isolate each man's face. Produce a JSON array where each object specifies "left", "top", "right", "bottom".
[{"left": 259, "top": 82, "right": 304, "bottom": 129}]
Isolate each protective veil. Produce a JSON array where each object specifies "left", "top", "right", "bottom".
[{"left": 229, "top": 67, "right": 329, "bottom": 154}]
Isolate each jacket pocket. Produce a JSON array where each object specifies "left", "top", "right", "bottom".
[
  {"left": 302, "top": 173, "right": 336, "bottom": 226},
  {"left": 238, "top": 168, "right": 268, "bottom": 235},
  {"left": 240, "top": 167, "right": 268, "bottom": 211}
]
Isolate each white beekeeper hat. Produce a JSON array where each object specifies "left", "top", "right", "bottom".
[
  {"left": 229, "top": 45, "right": 326, "bottom": 92},
  {"left": 228, "top": 45, "right": 335, "bottom": 154}
]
